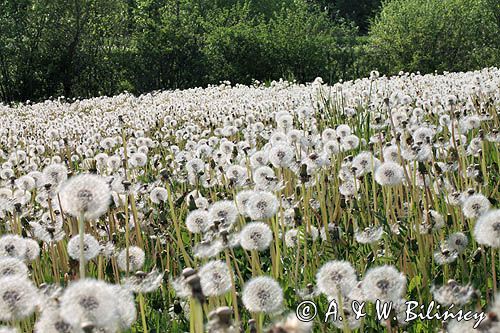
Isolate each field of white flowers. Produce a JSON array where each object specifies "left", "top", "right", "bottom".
[{"left": 0, "top": 68, "right": 499, "bottom": 333}]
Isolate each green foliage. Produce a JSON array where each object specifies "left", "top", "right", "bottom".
[
  {"left": 0, "top": 0, "right": 358, "bottom": 102},
  {"left": 313, "top": 0, "right": 383, "bottom": 33},
  {"left": 1, "top": 0, "right": 499, "bottom": 103},
  {"left": 367, "top": 0, "right": 500, "bottom": 75},
  {"left": 0, "top": 0, "right": 130, "bottom": 101},
  {"left": 201, "top": 0, "right": 358, "bottom": 84}
]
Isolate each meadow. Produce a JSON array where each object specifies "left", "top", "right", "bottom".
[{"left": 0, "top": 67, "right": 499, "bottom": 332}]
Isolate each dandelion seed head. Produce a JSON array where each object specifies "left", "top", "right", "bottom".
[
  {"left": 269, "top": 144, "right": 294, "bottom": 168},
  {"left": 433, "top": 247, "right": 459, "bottom": 265},
  {"left": 34, "top": 309, "right": 78, "bottom": 333},
  {"left": 149, "top": 187, "right": 169, "bottom": 204},
  {"left": 316, "top": 261, "right": 357, "bottom": 297},
  {"left": 59, "top": 279, "right": 118, "bottom": 329},
  {"left": 42, "top": 164, "right": 68, "bottom": 187},
  {"left": 239, "top": 222, "right": 273, "bottom": 251},
  {"left": 247, "top": 191, "right": 279, "bottom": 220},
  {"left": 0, "top": 235, "right": 27, "bottom": 260},
  {"left": 374, "top": 161, "right": 404, "bottom": 186},
  {"left": 24, "top": 238, "right": 41, "bottom": 261},
  {"left": 0, "top": 277, "right": 39, "bottom": 322},
  {"left": 225, "top": 165, "right": 248, "bottom": 186},
  {"left": 0, "top": 257, "right": 28, "bottom": 279},
  {"left": 128, "top": 152, "right": 147, "bottom": 168},
  {"left": 117, "top": 246, "right": 145, "bottom": 272},
  {"left": 269, "top": 312, "right": 313, "bottom": 333},
  {"left": 113, "top": 286, "right": 137, "bottom": 329},
  {"left": 446, "top": 232, "right": 468, "bottom": 254},
  {"left": 186, "top": 209, "right": 211, "bottom": 234},
  {"left": 208, "top": 200, "right": 238, "bottom": 228},
  {"left": 361, "top": 265, "right": 406, "bottom": 302},
  {"left": 242, "top": 276, "right": 283, "bottom": 313},
  {"left": 355, "top": 226, "right": 384, "bottom": 244},
  {"left": 462, "top": 193, "right": 490, "bottom": 219},
  {"left": 124, "top": 270, "right": 164, "bottom": 294},
  {"left": 249, "top": 151, "right": 269, "bottom": 168},
  {"left": 67, "top": 234, "right": 101, "bottom": 262},
  {"left": 59, "top": 174, "right": 111, "bottom": 220},
  {"left": 199, "top": 261, "right": 232, "bottom": 297},
  {"left": 431, "top": 280, "right": 475, "bottom": 306},
  {"left": 341, "top": 134, "right": 360, "bottom": 151},
  {"left": 474, "top": 209, "right": 500, "bottom": 248}
]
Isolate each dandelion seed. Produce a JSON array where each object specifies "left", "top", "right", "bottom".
[
  {"left": 462, "top": 193, "right": 490, "bottom": 219},
  {"left": 355, "top": 226, "right": 384, "bottom": 244},
  {"left": 59, "top": 174, "right": 111, "bottom": 220},
  {"left": 59, "top": 279, "right": 118, "bottom": 329},
  {"left": 239, "top": 222, "right": 273, "bottom": 251},
  {"left": 0, "top": 235, "right": 27, "bottom": 260},
  {"left": 0, "top": 257, "right": 28, "bottom": 278},
  {"left": 269, "top": 144, "right": 294, "bottom": 168},
  {"left": 374, "top": 161, "right": 404, "bottom": 186},
  {"left": 0, "top": 277, "right": 39, "bottom": 322},
  {"left": 117, "top": 246, "right": 145, "bottom": 272},
  {"left": 246, "top": 191, "right": 279, "bottom": 220},
  {"left": 242, "top": 276, "right": 283, "bottom": 313},
  {"left": 208, "top": 200, "right": 238, "bottom": 228},
  {"left": 185, "top": 209, "right": 211, "bottom": 234},
  {"left": 199, "top": 261, "right": 232, "bottom": 297},
  {"left": 361, "top": 265, "right": 406, "bottom": 302},
  {"left": 149, "top": 187, "right": 169, "bottom": 204},
  {"left": 67, "top": 234, "right": 101, "bottom": 262},
  {"left": 474, "top": 209, "right": 500, "bottom": 248},
  {"left": 432, "top": 280, "right": 476, "bottom": 306},
  {"left": 316, "top": 261, "right": 357, "bottom": 297}
]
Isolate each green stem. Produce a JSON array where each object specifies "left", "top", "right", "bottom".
[{"left": 78, "top": 213, "right": 86, "bottom": 279}]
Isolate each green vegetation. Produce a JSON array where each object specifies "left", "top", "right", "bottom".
[
  {"left": 0, "top": 0, "right": 499, "bottom": 103},
  {"left": 368, "top": 0, "right": 500, "bottom": 74}
]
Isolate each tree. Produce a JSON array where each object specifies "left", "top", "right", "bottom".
[{"left": 368, "top": 0, "right": 500, "bottom": 75}]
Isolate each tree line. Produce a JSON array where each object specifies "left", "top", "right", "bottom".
[{"left": 0, "top": 0, "right": 498, "bottom": 103}]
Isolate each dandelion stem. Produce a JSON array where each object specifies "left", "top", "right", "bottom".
[
  {"left": 138, "top": 292, "right": 149, "bottom": 333},
  {"left": 78, "top": 213, "right": 85, "bottom": 279}
]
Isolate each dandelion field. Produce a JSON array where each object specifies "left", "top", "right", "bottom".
[{"left": 0, "top": 68, "right": 499, "bottom": 333}]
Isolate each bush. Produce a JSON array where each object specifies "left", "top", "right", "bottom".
[
  {"left": 367, "top": 0, "right": 500, "bottom": 74},
  {"left": 202, "top": 0, "right": 359, "bottom": 84}
]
